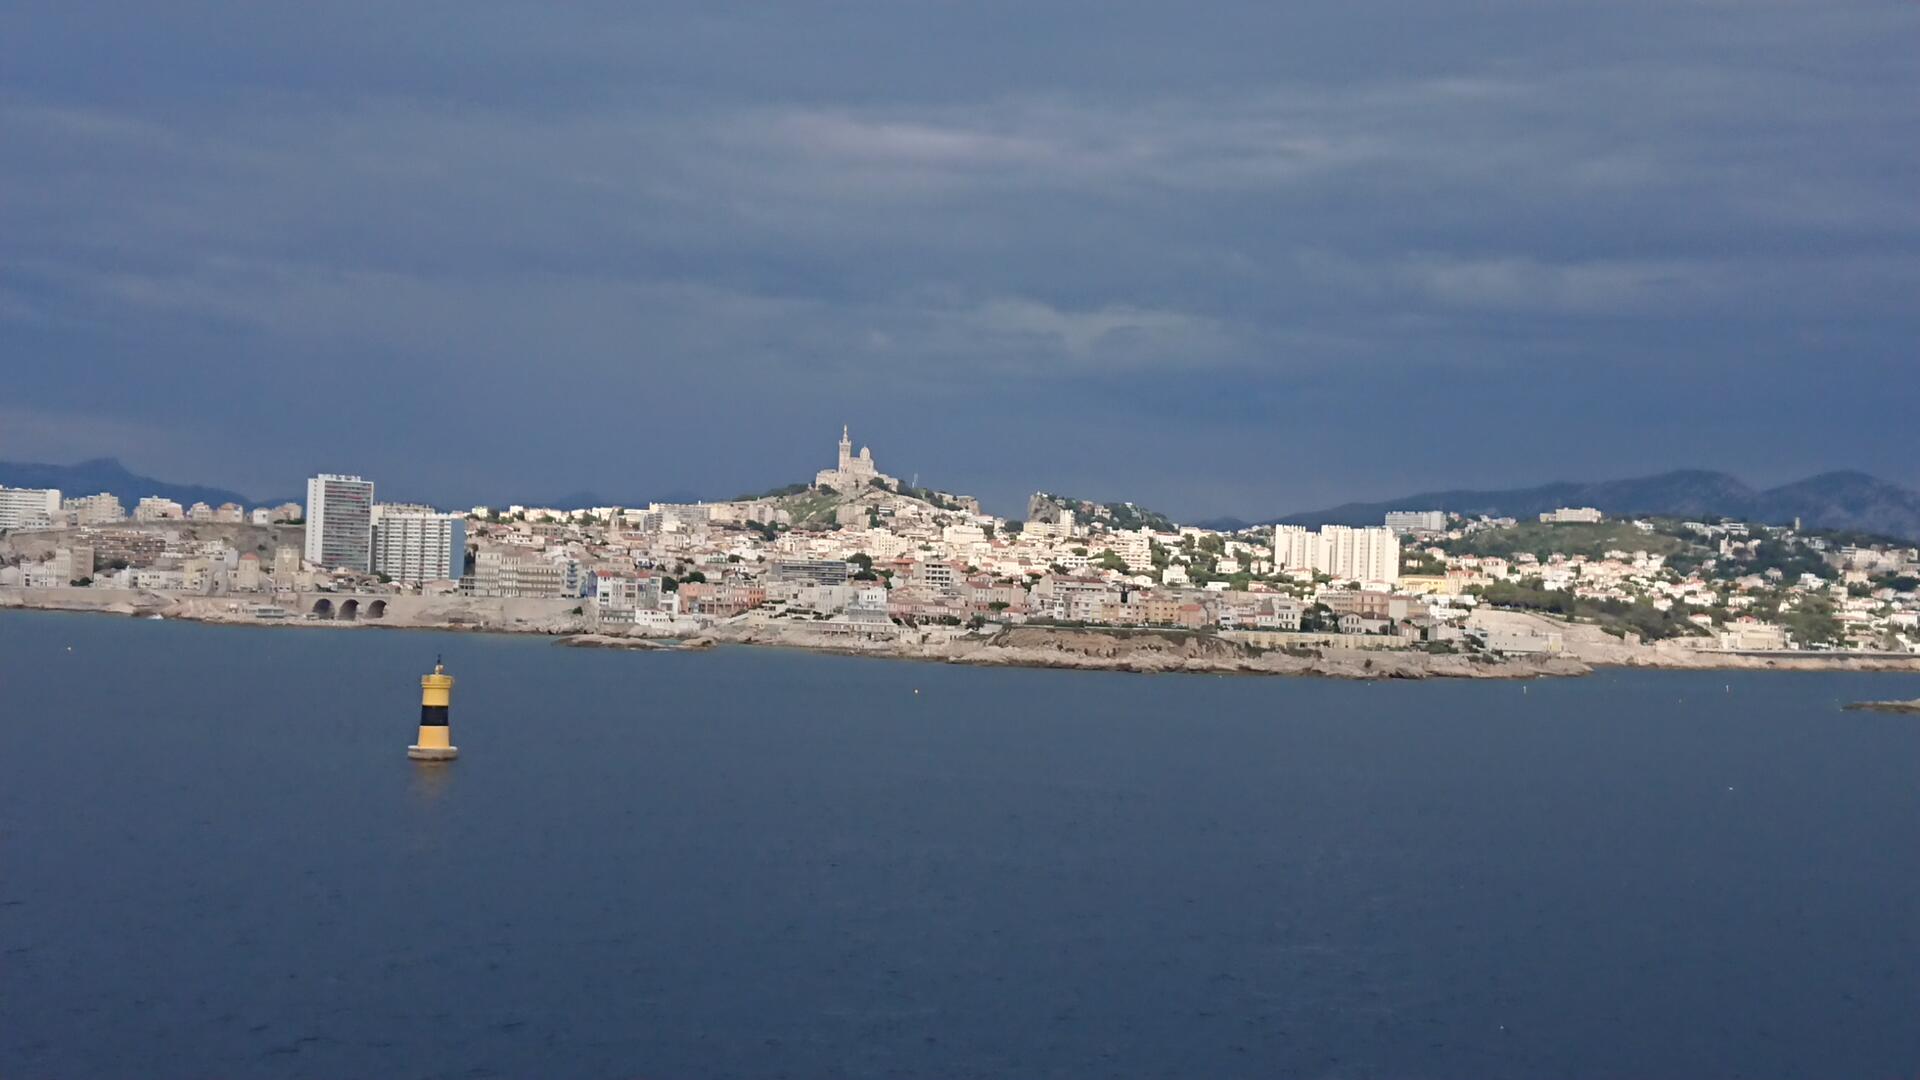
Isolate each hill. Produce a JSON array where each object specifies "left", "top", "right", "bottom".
[
  {"left": 1027, "top": 492, "right": 1176, "bottom": 532},
  {"left": 0, "top": 457, "right": 260, "bottom": 511},
  {"left": 1234, "top": 469, "right": 1920, "bottom": 541}
]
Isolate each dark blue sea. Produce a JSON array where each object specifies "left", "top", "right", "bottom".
[{"left": 3, "top": 610, "right": 1918, "bottom": 1078}]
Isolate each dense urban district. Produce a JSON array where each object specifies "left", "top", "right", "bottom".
[{"left": 6, "top": 428, "right": 1920, "bottom": 679}]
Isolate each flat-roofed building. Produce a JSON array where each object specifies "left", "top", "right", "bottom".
[
  {"left": 304, "top": 474, "right": 375, "bottom": 572},
  {"left": 63, "top": 492, "right": 125, "bottom": 525},
  {"left": 771, "top": 558, "right": 852, "bottom": 587},
  {"left": 1384, "top": 510, "right": 1446, "bottom": 534},
  {"left": 372, "top": 510, "right": 466, "bottom": 586},
  {"left": 0, "top": 485, "right": 61, "bottom": 531}
]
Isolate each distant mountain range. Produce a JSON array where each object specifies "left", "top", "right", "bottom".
[
  {"left": 0, "top": 457, "right": 264, "bottom": 512},
  {"left": 1202, "top": 470, "right": 1920, "bottom": 541}
]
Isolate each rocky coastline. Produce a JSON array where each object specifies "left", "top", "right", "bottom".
[
  {"left": 9, "top": 585, "right": 1920, "bottom": 681},
  {"left": 1841, "top": 698, "right": 1920, "bottom": 714}
]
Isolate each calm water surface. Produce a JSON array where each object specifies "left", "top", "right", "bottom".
[{"left": 3, "top": 610, "right": 1918, "bottom": 1078}]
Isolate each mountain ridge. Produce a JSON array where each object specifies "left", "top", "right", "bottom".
[
  {"left": 10, "top": 457, "right": 1919, "bottom": 542},
  {"left": 0, "top": 457, "right": 262, "bottom": 513},
  {"left": 1204, "top": 469, "right": 1920, "bottom": 541}
]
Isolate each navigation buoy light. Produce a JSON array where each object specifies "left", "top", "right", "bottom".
[{"left": 408, "top": 657, "right": 458, "bottom": 761}]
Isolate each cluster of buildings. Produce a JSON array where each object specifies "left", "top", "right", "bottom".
[
  {"left": 1402, "top": 512, "right": 1920, "bottom": 653},
  {"left": 8, "top": 440, "right": 1920, "bottom": 655},
  {"left": 435, "top": 431, "right": 1429, "bottom": 640},
  {"left": 0, "top": 475, "right": 462, "bottom": 597},
  {"left": 303, "top": 475, "right": 466, "bottom": 586},
  {"left": 0, "top": 483, "right": 304, "bottom": 531}
]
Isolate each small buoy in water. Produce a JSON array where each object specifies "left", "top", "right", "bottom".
[
  {"left": 913, "top": 688, "right": 920, "bottom": 695},
  {"left": 409, "top": 657, "right": 458, "bottom": 762}
]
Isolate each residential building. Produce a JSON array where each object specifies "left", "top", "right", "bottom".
[
  {"left": 1321, "top": 525, "right": 1400, "bottom": 585},
  {"left": 63, "top": 492, "right": 125, "bottom": 525},
  {"left": 1541, "top": 507, "right": 1604, "bottom": 524},
  {"left": 371, "top": 510, "right": 467, "bottom": 586},
  {"left": 1108, "top": 527, "right": 1154, "bottom": 572},
  {"left": 464, "top": 548, "right": 578, "bottom": 598},
  {"left": 676, "top": 582, "right": 766, "bottom": 617},
  {"left": 134, "top": 496, "right": 185, "bottom": 521},
  {"left": 304, "top": 474, "right": 375, "bottom": 572},
  {"left": 909, "top": 560, "right": 961, "bottom": 593},
  {"left": 591, "top": 570, "right": 664, "bottom": 613},
  {"left": 1384, "top": 510, "right": 1446, "bottom": 534},
  {"left": 771, "top": 558, "right": 852, "bottom": 587},
  {"left": 1271, "top": 524, "right": 1398, "bottom": 584},
  {"left": 272, "top": 545, "right": 305, "bottom": 589},
  {"left": 0, "top": 485, "right": 61, "bottom": 530},
  {"left": 1273, "top": 525, "right": 1323, "bottom": 572},
  {"left": 233, "top": 553, "right": 264, "bottom": 591},
  {"left": 845, "top": 584, "right": 892, "bottom": 624}
]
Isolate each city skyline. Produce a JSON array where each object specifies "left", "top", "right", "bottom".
[
  {"left": 3, "top": 3, "right": 1917, "bottom": 519},
  {"left": 8, "top": 422, "right": 1920, "bottom": 536}
]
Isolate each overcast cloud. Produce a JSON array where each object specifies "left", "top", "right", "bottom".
[{"left": 2, "top": 1, "right": 1915, "bottom": 516}]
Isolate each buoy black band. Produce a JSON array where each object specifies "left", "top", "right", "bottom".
[{"left": 419, "top": 704, "right": 449, "bottom": 726}]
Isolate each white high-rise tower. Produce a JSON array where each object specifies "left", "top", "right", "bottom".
[{"left": 304, "top": 474, "right": 375, "bottom": 572}]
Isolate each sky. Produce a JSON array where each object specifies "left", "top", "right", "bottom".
[{"left": 2, "top": 2, "right": 1916, "bottom": 519}]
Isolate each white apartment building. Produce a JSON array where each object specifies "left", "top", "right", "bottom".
[
  {"left": 1384, "top": 510, "right": 1446, "bottom": 534},
  {"left": 1541, "top": 507, "right": 1604, "bottom": 524},
  {"left": 371, "top": 509, "right": 466, "bottom": 586},
  {"left": 1274, "top": 524, "right": 1400, "bottom": 585},
  {"left": 590, "top": 570, "right": 664, "bottom": 613},
  {"left": 0, "top": 485, "right": 61, "bottom": 531},
  {"left": 1273, "top": 525, "right": 1323, "bottom": 572},
  {"left": 1322, "top": 525, "right": 1400, "bottom": 585},
  {"left": 1108, "top": 527, "right": 1154, "bottom": 572},
  {"left": 304, "top": 474, "right": 375, "bottom": 571}
]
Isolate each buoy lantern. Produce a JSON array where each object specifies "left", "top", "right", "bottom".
[{"left": 409, "top": 658, "right": 458, "bottom": 761}]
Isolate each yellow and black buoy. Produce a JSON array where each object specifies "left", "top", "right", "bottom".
[{"left": 408, "top": 657, "right": 458, "bottom": 761}]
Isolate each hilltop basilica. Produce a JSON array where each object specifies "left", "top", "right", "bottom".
[{"left": 814, "top": 425, "right": 896, "bottom": 492}]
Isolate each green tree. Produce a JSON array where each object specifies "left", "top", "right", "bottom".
[{"left": 1298, "top": 603, "right": 1336, "bottom": 633}]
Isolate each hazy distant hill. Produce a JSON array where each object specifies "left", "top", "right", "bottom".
[
  {"left": 1217, "top": 469, "right": 1920, "bottom": 541},
  {"left": 0, "top": 457, "right": 259, "bottom": 512}
]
